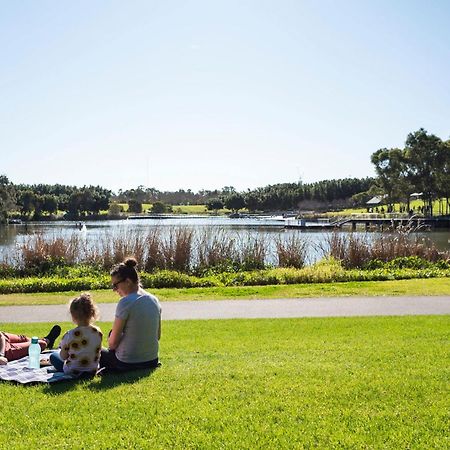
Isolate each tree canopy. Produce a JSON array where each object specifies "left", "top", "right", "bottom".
[{"left": 371, "top": 129, "right": 450, "bottom": 215}]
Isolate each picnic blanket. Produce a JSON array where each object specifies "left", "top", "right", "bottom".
[{"left": 0, "top": 352, "right": 76, "bottom": 384}]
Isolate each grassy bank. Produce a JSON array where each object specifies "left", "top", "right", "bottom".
[
  {"left": 0, "top": 278, "right": 449, "bottom": 306},
  {"left": 119, "top": 203, "right": 232, "bottom": 215},
  {"left": 1, "top": 316, "right": 448, "bottom": 448}
]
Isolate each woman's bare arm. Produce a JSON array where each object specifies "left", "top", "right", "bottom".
[{"left": 108, "top": 317, "right": 126, "bottom": 350}]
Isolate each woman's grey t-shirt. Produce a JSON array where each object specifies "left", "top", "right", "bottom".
[{"left": 115, "top": 290, "right": 161, "bottom": 363}]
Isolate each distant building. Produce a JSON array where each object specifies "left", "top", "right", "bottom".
[
  {"left": 366, "top": 195, "right": 387, "bottom": 206},
  {"left": 410, "top": 192, "right": 423, "bottom": 200}
]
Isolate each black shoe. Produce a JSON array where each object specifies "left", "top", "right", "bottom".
[{"left": 44, "top": 325, "right": 61, "bottom": 349}]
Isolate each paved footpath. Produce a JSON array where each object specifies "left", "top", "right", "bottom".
[{"left": 1, "top": 296, "right": 449, "bottom": 323}]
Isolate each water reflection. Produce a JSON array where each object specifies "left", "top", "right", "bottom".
[{"left": 0, "top": 225, "right": 19, "bottom": 246}]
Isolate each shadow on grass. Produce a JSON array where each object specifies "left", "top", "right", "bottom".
[{"left": 43, "top": 366, "right": 160, "bottom": 395}]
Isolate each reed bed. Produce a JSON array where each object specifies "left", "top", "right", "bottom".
[
  {"left": 160, "top": 228, "right": 195, "bottom": 272},
  {"left": 0, "top": 227, "right": 448, "bottom": 277},
  {"left": 321, "top": 231, "right": 449, "bottom": 269},
  {"left": 196, "top": 229, "right": 240, "bottom": 273},
  {"left": 275, "top": 234, "right": 309, "bottom": 268},
  {"left": 13, "top": 233, "right": 82, "bottom": 274},
  {"left": 142, "top": 228, "right": 165, "bottom": 273},
  {"left": 1, "top": 228, "right": 293, "bottom": 276},
  {"left": 239, "top": 234, "right": 267, "bottom": 271}
]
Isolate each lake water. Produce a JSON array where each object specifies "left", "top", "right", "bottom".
[{"left": 1, "top": 217, "right": 449, "bottom": 265}]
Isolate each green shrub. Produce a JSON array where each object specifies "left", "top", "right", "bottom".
[
  {"left": 141, "top": 270, "right": 218, "bottom": 289},
  {"left": 0, "top": 263, "right": 16, "bottom": 279},
  {"left": 49, "top": 264, "right": 106, "bottom": 278},
  {"left": 385, "top": 256, "right": 432, "bottom": 270},
  {"left": 435, "top": 258, "right": 450, "bottom": 270},
  {"left": 362, "top": 259, "right": 385, "bottom": 270},
  {"left": 0, "top": 264, "right": 448, "bottom": 294},
  {"left": 0, "top": 275, "right": 110, "bottom": 294}
]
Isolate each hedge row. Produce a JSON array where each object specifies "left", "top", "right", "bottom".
[{"left": 0, "top": 266, "right": 448, "bottom": 294}]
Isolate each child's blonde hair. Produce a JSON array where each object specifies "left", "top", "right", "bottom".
[{"left": 69, "top": 293, "right": 99, "bottom": 324}]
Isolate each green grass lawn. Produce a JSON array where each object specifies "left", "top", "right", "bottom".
[
  {"left": 118, "top": 203, "right": 233, "bottom": 215},
  {"left": 327, "top": 198, "right": 448, "bottom": 216},
  {"left": 1, "top": 316, "right": 448, "bottom": 448},
  {"left": 0, "top": 278, "right": 449, "bottom": 307}
]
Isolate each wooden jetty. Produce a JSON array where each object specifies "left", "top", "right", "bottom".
[
  {"left": 285, "top": 215, "right": 450, "bottom": 231},
  {"left": 284, "top": 219, "right": 339, "bottom": 230}
]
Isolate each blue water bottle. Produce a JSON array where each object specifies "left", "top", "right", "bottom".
[{"left": 28, "top": 337, "right": 41, "bottom": 369}]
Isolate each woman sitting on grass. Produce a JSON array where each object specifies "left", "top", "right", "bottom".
[
  {"left": 100, "top": 257, "right": 161, "bottom": 372},
  {"left": 0, "top": 326, "right": 61, "bottom": 365},
  {"left": 50, "top": 293, "right": 103, "bottom": 376}
]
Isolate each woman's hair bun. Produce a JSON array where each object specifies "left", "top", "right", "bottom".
[{"left": 123, "top": 257, "right": 137, "bottom": 268}]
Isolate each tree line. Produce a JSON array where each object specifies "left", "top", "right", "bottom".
[
  {"left": 114, "top": 180, "right": 376, "bottom": 213},
  {"left": 113, "top": 186, "right": 237, "bottom": 206},
  {"left": 1, "top": 175, "right": 375, "bottom": 220},
  {"left": 0, "top": 180, "right": 111, "bottom": 221},
  {"left": 213, "top": 129, "right": 449, "bottom": 215},
  {"left": 0, "top": 128, "right": 448, "bottom": 222},
  {"left": 203, "top": 178, "right": 375, "bottom": 213}
]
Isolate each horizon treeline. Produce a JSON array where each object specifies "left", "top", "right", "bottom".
[
  {"left": 0, "top": 175, "right": 375, "bottom": 221},
  {"left": 116, "top": 128, "right": 449, "bottom": 214},
  {"left": 115, "top": 177, "right": 375, "bottom": 212},
  {"left": 0, "top": 128, "right": 448, "bottom": 221},
  {"left": 0, "top": 179, "right": 111, "bottom": 222}
]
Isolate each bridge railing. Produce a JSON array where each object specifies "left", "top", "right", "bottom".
[{"left": 349, "top": 213, "right": 411, "bottom": 220}]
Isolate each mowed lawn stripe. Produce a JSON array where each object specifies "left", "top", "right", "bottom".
[{"left": 0, "top": 316, "right": 448, "bottom": 449}]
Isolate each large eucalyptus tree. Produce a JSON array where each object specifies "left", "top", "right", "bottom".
[
  {"left": 404, "top": 129, "right": 445, "bottom": 216},
  {"left": 371, "top": 147, "right": 411, "bottom": 209}
]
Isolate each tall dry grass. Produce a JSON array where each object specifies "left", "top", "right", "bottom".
[
  {"left": 196, "top": 229, "right": 239, "bottom": 272},
  {"left": 82, "top": 230, "right": 147, "bottom": 270},
  {"left": 17, "top": 232, "right": 82, "bottom": 274},
  {"left": 3, "top": 227, "right": 448, "bottom": 276},
  {"left": 84, "top": 227, "right": 195, "bottom": 273},
  {"left": 142, "top": 228, "right": 165, "bottom": 272},
  {"left": 321, "top": 230, "right": 449, "bottom": 269},
  {"left": 239, "top": 234, "right": 267, "bottom": 271},
  {"left": 160, "top": 228, "right": 194, "bottom": 272},
  {"left": 274, "top": 233, "right": 308, "bottom": 268}
]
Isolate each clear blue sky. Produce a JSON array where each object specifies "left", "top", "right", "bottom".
[{"left": 1, "top": 0, "right": 449, "bottom": 193}]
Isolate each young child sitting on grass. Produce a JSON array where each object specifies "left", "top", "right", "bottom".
[{"left": 50, "top": 293, "right": 103, "bottom": 376}]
